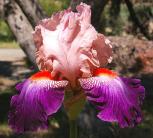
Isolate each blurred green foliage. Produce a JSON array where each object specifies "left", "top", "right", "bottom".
[
  {"left": 101, "top": 4, "right": 129, "bottom": 35},
  {"left": 130, "top": 3, "right": 153, "bottom": 36},
  {"left": 0, "top": 20, "right": 19, "bottom": 48},
  {"left": 38, "top": 0, "right": 70, "bottom": 15},
  {"left": 0, "top": 20, "right": 14, "bottom": 42},
  {"left": 101, "top": 3, "right": 153, "bottom": 36}
]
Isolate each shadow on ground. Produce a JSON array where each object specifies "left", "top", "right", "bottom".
[{"left": 0, "top": 61, "right": 13, "bottom": 77}]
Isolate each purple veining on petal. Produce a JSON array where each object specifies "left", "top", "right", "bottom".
[
  {"left": 9, "top": 77, "right": 68, "bottom": 133},
  {"left": 79, "top": 73, "right": 145, "bottom": 128}
]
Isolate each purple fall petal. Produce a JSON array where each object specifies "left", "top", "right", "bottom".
[
  {"left": 79, "top": 72, "right": 145, "bottom": 128},
  {"left": 9, "top": 74, "right": 68, "bottom": 133},
  {"left": 15, "top": 80, "right": 26, "bottom": 92}
]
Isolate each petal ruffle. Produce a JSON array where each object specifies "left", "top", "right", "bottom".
[
  {"left": 9, "top": 71, "right": 68, "bottom": 133},
  {"left": 93, "top": 34, "right": 113, "bottom": 66},
  {"left": 33, "top": 3, "right": 112, "bottom": 87},
  {"left": 79, "top": 68, "right": 145, "bottom": 128}
]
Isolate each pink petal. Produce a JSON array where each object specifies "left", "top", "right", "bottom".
[
  {"left": 33, "top": 3, "right": 112, "bottom": 87},
  {"left": 93, "top": 34, "right": 113, "bottom": 66}
]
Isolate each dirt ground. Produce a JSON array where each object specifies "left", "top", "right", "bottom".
[{"left": 0, "top": 48, "right": 31, "bottom": 91}]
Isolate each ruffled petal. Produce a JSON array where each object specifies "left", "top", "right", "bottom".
[
  {"left": 79, "top": 68, "right": 145, "bottom": 128},
  {"left": 33, "top": 3, "right": 112, "bottom": 87},
  {"left": 93, "top": 34, "right": 113, "bottom": 66},
  {"left": 9, "top": 71, "right": 68, "bottom": 133}
]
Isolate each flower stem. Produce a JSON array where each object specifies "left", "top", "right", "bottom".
[{"left": 69, "top": 120, "right": 77, "bottom": 138}]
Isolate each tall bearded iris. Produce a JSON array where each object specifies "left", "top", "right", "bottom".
[{"left": 9, "top": 3, "right": 145, "bottom": 133}]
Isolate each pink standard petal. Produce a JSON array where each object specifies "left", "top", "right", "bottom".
[
  {"left": 79, "top": 68, "right": 145, "bottom": 128},
  {"left": 9, "top": 71, "right": 68, "bottom": 133},
  {"left": 33, "top": 3, "right": 112, "bottom": 87},
  {"left": 93, "top": 34, "right": 113, "bottom": 66}
]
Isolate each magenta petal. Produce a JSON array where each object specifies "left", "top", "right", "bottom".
[
  {"left": 9, "top": 79, "right": 68, "bottom": 133},
  {"left": 79, "top": 76, "right": 145, "bottom": 128},
  {"left": 15, "top": 80, "right": 26, "bottom": 92}
]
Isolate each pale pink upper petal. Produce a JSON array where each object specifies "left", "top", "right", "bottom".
[
  {"left": 93, "top": 34, "right": 113, "bottom": 66},
  {"left": 33, "top": 3, "right": 112, "bottom": 87}
]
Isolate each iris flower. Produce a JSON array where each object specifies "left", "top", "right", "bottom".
[{"left": 9, "top": 3, "right": 145, "bottom": 133}]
